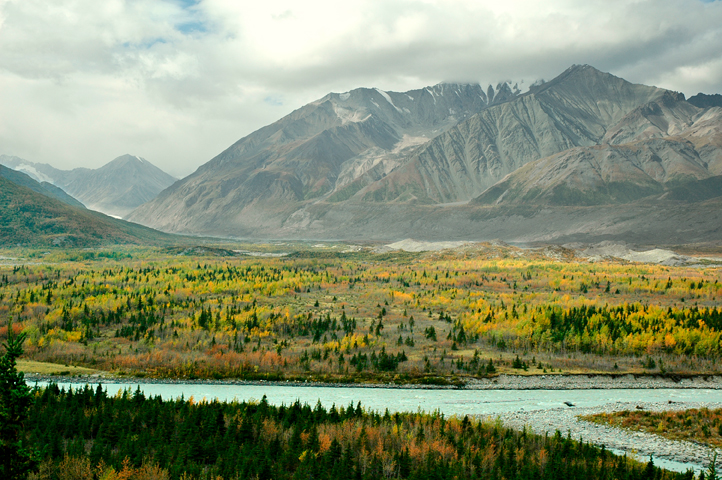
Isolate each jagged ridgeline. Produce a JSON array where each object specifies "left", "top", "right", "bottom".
[
  {"left": 27, "top": 384, "right": 690, "bottom": 480},
  {"left": 127, "top": 65, "right": 722, "bottom": 244}
]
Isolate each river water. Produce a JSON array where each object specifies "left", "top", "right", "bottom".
[{"left": 31, "top": 380, "right": 722, "bottom": 416}]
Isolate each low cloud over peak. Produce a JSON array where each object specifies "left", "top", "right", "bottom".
[{"left": 1, "top": 0, "right": 721, "bottom": 176}]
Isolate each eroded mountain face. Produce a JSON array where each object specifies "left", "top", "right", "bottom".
[
  {"left": 127, "top": 65, "right": 722, "bottom": 244},
  {"left": 127, "top": 80, "right": 523, "bottom": 233},
  {"left": 473, "top": 93, "right": 722, "bottom": 207}
]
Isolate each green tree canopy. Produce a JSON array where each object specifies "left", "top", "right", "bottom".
[{"left": 0, "top": 319, "right": 36, "bottom": 479}]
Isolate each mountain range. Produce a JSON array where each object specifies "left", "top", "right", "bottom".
[
  {"left": 124, "top": 65, "right": 722, "bottom": 245},
  {"left": 0, "top": 154, "right": 176, "bottom": 218}
]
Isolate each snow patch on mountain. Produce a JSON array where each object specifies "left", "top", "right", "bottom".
[{"left": 374, "top": 88, "right": 402, "bottom": 113}]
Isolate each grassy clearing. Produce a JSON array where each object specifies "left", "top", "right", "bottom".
[
  {"left": 582, "top": 408, "right": 722, "bottom": 448},
  {"left": 17, "top": 359, "right": 100, "bottom": 376}
]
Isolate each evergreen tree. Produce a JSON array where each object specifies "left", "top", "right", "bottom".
[
  {"left": 707, "top": 453, "right": 719, "bottom": 480},
  {"left": 0, "top": 320, "right": 37, "bottom": 479}
]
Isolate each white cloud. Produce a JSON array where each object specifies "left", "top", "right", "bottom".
[{"left": 0, "top": 0, "right": 721, "bottom": 176}]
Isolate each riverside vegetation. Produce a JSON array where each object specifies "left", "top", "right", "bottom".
[
  {"left": 1, "top": 243, "right": 722, "bottom": 383},
  {"left": 583, "top": 407, "right": 722, "bottom": 449}
]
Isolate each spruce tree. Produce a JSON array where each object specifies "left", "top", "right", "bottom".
[
  {"left": 707, "top": 453, "right": 719, "bottom": 480},
  {"left": 0, "top": 320, "right": 37, "bottom": 479}
]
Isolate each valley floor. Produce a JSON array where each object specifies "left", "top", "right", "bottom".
[{"left": 3, "top": 242, "right": 722, "bottom": 384}]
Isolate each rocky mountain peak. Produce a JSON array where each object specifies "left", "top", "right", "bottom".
[
  {"left": 109, "top": 154, "right": 149, "bottom": 166},
  {"left": 97, "top": 154, "right": 161, "bottom": 176},
  {"left": 688, "top": 93, "right": 722, "bottom": 109},
  {"left": 528, "top": 64, "right": 626, "bottom": 96}
]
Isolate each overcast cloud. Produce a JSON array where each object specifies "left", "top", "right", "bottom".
[{"left": 1, "top": 0, "right": 721, "bottom": 177}]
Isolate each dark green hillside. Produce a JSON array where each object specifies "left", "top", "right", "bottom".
[
  {"left": 0, "top": 176, "right": 180, "bottom": 247},
  {"left": 0, "top": 165, "right": 85, "bottom": 208},
  {"left": 662, "top": 175, "right": 722, "bottom": 203}
]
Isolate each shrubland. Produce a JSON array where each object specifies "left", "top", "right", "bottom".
[{"left": 1, "top": 243, "right": 721, "bottom": 382}]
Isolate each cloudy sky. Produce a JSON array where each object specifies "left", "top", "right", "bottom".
[{"left": 1, "top": 0, "right": 721, "bottom": 177}]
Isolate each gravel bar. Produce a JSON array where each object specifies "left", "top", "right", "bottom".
[{"left": 494, "top": 401, "right": 722, "bottom": 472}]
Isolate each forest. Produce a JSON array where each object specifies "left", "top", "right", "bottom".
[
  {"left": 1, "top": 243, "right": 721, "bottom": 382},
  {"left": 24, "top": 383, "right": 697, "bottom": 480}
]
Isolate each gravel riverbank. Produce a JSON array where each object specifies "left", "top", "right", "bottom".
[
  {"left": 466, "top": 374, "right": 722, "bottom": 390},
  {"left": 495, "top": 401, "right": 722, "bottom": 473}
]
